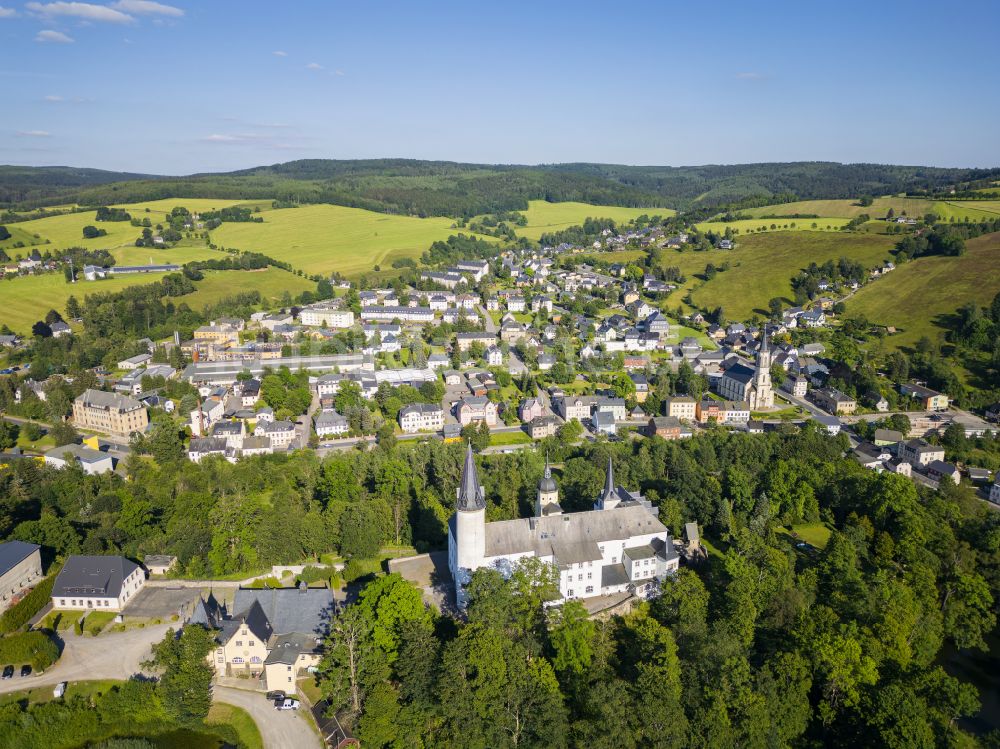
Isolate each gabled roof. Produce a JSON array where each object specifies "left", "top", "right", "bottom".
[
  {"left": 0, "top": 541, "right": 39, "bottom": 576},
  {"left": 53, "top": 555, "right": 140, "bottom": 599},
  {"left": 232, "top": 587, "right": 335, "bottom": 637}
]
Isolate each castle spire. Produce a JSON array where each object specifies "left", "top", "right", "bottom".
[{"left": 457, "top": 444, "right": 486, "bottom": 511}]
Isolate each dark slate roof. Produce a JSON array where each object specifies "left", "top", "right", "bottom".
[
  {"left": 457, "top": 445, "right": 486, "bottom": 511},
  {"left": 53, "top": 555, "right": 140, "bottom": 598},
  {"left": 723, "top": 361, "right": 755, "bottom": 385},
  {"left": 0, "top": 541, "right": 39, "bottom": 576},
  {"left": 264, "top": 632, "right": 319, "bottom": 665},
  {"left": 231, "top": 587, "right": 335, "bottom": 638}
]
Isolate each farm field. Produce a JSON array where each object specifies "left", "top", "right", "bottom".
[
  {"left": 0, "top": 209, "right": 142, "bottom": 254},
  {"left": 111, "top": 241, "right": 220, "bottom": 266},
  {"left": 179, "top": 267, "right": 315, "bottom": 311},
  {"left": 847, "top": 231, "right": 1000, "bottom": 350},
  {"left": 0, "top": 270, "right": 171, "bottom": 333},
  {"left": 687, "top": 231, "right": 896, "bottom": 320},
  {"left": 211, "top": 204, "right": 490, "bottom": 276},
  {"left": 696, "top": 218, "right": 850, "bottom": 235},
  {"left": 515, "top": 200, "right": 674, "bottom": 241},
  {"left": 743, "top": 197, "right": 1000, "bottom": 222},
  {"left": 111, "top": 197, "right": 269, "bottom": 221},
  {"left": 0, "top": 224, "right": 41, "bottom": 251}
]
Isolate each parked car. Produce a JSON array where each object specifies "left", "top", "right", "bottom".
[
  {"left": 53, "top": 682, "right": 67, "bottom": 698},
  {"left": 265, "top": 690, "right": 286, "bottom": 702},
  {"left": 1, "top": 666, "right": 13, "bottom": 680},
  {"left": 19, "top": 665, "right": 31, "bottom": 677},
  {"left": 274, "top": 698, "right": 300, "bottom": 711}
]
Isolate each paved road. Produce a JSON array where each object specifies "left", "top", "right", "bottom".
[
  {"left": 0, "top": 621, "right": 173, "bottom": 696},
  {"left": 214, "top": 685, "right": 322, "bottom": 749}
]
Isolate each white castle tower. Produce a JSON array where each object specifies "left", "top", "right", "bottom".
[
  {"left": 535, "top": 456, "right": 562, "bottom": 517},
  {"left": 450, "top": 445, "right": 486, "bottom": 606}
]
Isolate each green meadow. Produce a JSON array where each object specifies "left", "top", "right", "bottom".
[
  {"left": 743, "top": 196, "right": 1000, "bottom": 223},
  {"left": 180, "top": 267, "right": 315, "bottom": 310},
  {"left": 515, "top": 200, "right": 674, "bottom": 241},
  {"left": 211, "top": 203, "right": 488, "bottom": 276},
  {"left": 695, "top": 217, "right": 850, "bottom": 235},
  {"left": 687, "top": 231, "right": 896, "bottom": 320},
  {"left": 847, "top": 231, "right": 1000, "bottom": 350}
]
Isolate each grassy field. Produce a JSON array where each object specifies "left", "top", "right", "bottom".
[
  {"left": 110, "top": 197, "right": 256, "bottom": 220},
  {"left": 206, "top": 702, "right": 264, "bottom": 749},
  {"left": 111, "top": 241, "right": 220, "bottom": 266},
  {"left": 687, "top": 231, "right": 896, "bottom": 320},
  {"left": 1, "top": 271, "right": 172, "bottom": 333},
  {"left": 1, "top": 210, "right": 142, "bottom": 255},
  {"left": 515, "top": 200, "right": 674, "bottom": 241},
  {"left": 847, "top": 231, "right": 1000, "bottom": 350},
  {"left": 696, "top": 217, "right": 851, "bottom": 235},
  {"left": 211, "top": 204, "right": 485, "bottom": 276},
  {"left": 180, "top": 268, "right": 315, "bottom": 311},
  {"left": 490, "top": 430, "right": 532, "bottom": 446},
  {"left": 777, "top": 522, "right": 832, "bottom": 549},
  {"left": 743, "top": 196, "right": 1000, "bottom": 223}
]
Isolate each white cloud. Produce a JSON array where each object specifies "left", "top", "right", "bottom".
[
  {"left": 272, "top": 50, "right": 287, "bottom": 57},
  {"left": 735, "top": 71, "right": 765, "bottom": 80},
  {"left": 110, "top": 0, "right": 182, "bottom": 16},
  {"left": 35, "top": 29, "right": 74, "bottom": 42},
  {"left": 44, "top": 94, "right": 63, "bottom": 100},
  {"left": 16, "top": 130, "right": 52, "bottom": 137},
  {"left": 26, "top": 2, "right": 134, "bottom": 23},
  {"left": 0, "top": 6, "right": 18, "bottom": 17},
  {"left": 333, "top": 69, "right": 344, "bottom": 76},
  {"left": 305, "top": 62, "right": 323, "bottom": 70}
]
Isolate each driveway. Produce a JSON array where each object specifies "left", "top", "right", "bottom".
[
  {"left": 214, "top": 685, "right": 322, "bottom": 749},
  {"left": 0, "top": 621, "right": 174, "bottom": 696},
  {"left": 123, "top": 586, "right": 202, "bottom": 619}
]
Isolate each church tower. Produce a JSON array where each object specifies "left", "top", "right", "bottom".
[
  {"left": 595, "top": 457, "right": 621, "bottom": 510},
  {"left": 751, "top": 330, "right": 774, "bottom": 409},
  {"left": 535, "top": 456, "right": 562, "bottom": 516},
  {"left": 453, "top": 445, "right": 486, "bottom": 601}
]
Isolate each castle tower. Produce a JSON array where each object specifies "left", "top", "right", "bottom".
[
  {"left": 454, "top": 444, "right": 486, "bottom": 577},
  {"left": 751, "top": 329, "right": 774, "bottom": 409},
  {"left": 595, "top": 457, "right": 620, "bottom": 510},
  {"left": 535, "top": 455, "right": 562, "bottom": 516}
]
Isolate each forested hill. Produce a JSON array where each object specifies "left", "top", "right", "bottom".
[{"left": 1, "top": 159, "right": 997, "bottom": 217}]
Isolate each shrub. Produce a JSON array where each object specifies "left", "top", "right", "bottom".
[
  {"left": 0, "top": 568, "right": 59, "bottom": 635},
  {"left": 0, "top": 631, "right": 60, "bottom": 670},
  {"left": 74, "top": 618, "right": 83, "bottom": 636}
]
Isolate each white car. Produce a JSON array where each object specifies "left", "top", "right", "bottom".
[{"left": 274, "top": 698, "right": 300, "bottom": 711}]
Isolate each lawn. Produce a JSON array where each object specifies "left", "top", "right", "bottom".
[
  {"left": 515, "top": 200, "right": 674, "bottom": 241},
  {"left": 777, "top": 522, "right": 832, "bottom": 549},
  {"left": 211, "top": 204, "right": 493, "bottom": 276},
  {"left": 847, "top": 230, "right": 1000, "bottom": 351},
  {"left": 0, "top": 679, "right": 120, "bottom": 707},
  {"left": 82, "top": 610, "right": 118, "bottom": 635},
  {"left": 0, "top": 271, "right": 171, "bottom": 334},
  {"left": 687, "top": 231, "right": 896, "bottom": 320},
  {"left": 206, "top": 702, "right": 264, "bottom": 749},
  {"left": 490, "top": 430, "right": 532, "bottom": 446},
  {"left": 181, "top": 268, "right": 316, "bottom": 311},
  {"left": 111, "top": 240, "right": 220, "bottom": 266}
]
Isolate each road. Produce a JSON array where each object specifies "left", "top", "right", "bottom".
[
  {"left": 214, "top": 685, "right": 322, "bottom": 749},
  {"left": 0, "top": 621, "right": 174, "bottom": 696},
  {"left": 478, "top": 305, "right": 497, "bottom": 334}
]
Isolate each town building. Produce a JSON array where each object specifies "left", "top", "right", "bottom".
[
  {"left": 645, "top": 416, "right": 683, "bottom": 440},
  {"left": 664, "top": 396, "right": 697, "bottom": 422},
  {"left": 717, "top": 333, "right": 774, "bottom": 410},
  {"left": 898, "top": 439, "right": 945, "bottom": 467},
  {"left": 811, "top": 388, "right": 857, "bottom": 415},
  {"left": 51, "top": 555, "right": 146, "bottom": 612},
  {"left": 448, "top": 449, "right": 681, "bottom": 608},
  {"left": 900, "top": 383, "right": 950, "bottom": 411},
  {"left": 456, "top": 396, "right": 498, "bottom": 427},
  {"left": 73, "top": 389, "right": 149, "bottom": 436},
  {"left": 0, "top": 541, "right": 42, "bottom": 613},
  {"left": 43, "top": 444, "right": 115, "bottom": 475},
  {"left": 398, "top": 403, "right": 444, "bottom": 433}
]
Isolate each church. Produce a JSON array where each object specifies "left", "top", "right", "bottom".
[
  {"left": 448, "top": 446, "right": 680, "bottom": 608},
  {"left": 718, "top": 332, "right": 774, "bottom": 410}
]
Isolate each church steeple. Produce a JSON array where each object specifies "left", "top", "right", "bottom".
[
  {"left": 457, "top": 444, "right": 486, "bottom": 511},
  {"left": 595, "top": 457, "right": 621, "bottom": 510},
  {"left": 535, "top": 453, "right": 561, "bottom": 516}
]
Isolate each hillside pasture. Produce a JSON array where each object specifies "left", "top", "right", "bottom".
[
  {"left": 687, "top": 231, "right": 896, "bottom": 320},
  {"left": 516, "top": 200, "right": 674, "bottom": 241},
  {"left": 110, "top": 197, "right": 259, "bottom": 220},
  {"left": 0, "top": 271, "right": 171, "bottom": 334},
  {"left": 743, "top": 197, "right": 1000, "bottom": 223},
  {"left": 2, "top": 209, "right": 144, "bottom": 254},
  {"left": 180, "top": 268, "right": 315, "bottom": 311},
  {"left": 210, "top": 204, "right": 491, "bottom": 276},
  {"left": 111, "top": 241, "right": 220, "bottom": 266},
  {"left": 0, "top": 224, "right": 42, "bottom": 252},
  {"left": 847, "top": 231, "right": 1000, "bottom": 350},
  {"left": 696, "top": 217, "right": 850, "bottom": 235}
]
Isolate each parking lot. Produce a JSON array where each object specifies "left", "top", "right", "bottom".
[{"left": 122, "top": 586, "right": 202, "bottom": 619}]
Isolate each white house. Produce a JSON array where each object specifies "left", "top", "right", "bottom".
[
  {"left": 51, "top": 555, "right": 146, "bottom": 612},
  {"left": 398, "top": 403, "right": 444, "bottom": 433}
]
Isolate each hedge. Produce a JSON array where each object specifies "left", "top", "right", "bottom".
[
  {"left": 0, "top": 631, "right": 60, "bottom": 670},
  {"left": 0, "top": 566, "right": 59, "bottom": 635}
]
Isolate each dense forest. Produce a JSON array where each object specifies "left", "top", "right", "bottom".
[{"left": 3, "top": 160, "right": 998, "bottom": 217}]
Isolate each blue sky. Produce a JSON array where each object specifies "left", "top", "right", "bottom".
[{"left": 1, "top": 0, "right": 998, "bottom": 174}]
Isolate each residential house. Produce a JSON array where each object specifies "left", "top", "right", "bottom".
[
  {"left": 527, "top": 415, "right": 559, "bottom": 439},
  {"left": 873, "top": 429, "right": 903, "bottom": 447},
  {"left": 926, "top": 460, "right": 961, "bottom": 485},
  {"left": 314, "top": 409, "right": 349, "bottom": 438},
  {"left": 782, "top": 375, "right": 808, "bottom": 398},
  {"left": 898, "top": 439, "right": 945, "bottom": 467},
  {"left": 811, "top": 388, "right": 857, "bottom": 415},
  {"left": 592, "top": 411, "right": 617, "bottom": 436},
  {"left": 664, "top": 396, "right": 697, "bottom": 422},
  {"left": 456, "top": 396, "right": 498, "bottom": 427},
  {"left": 398, "top": 403, "right": 444, "bottom": 433},
  {"left": 519, "top": 398, "right": 545, "bottom": 422},
  {"left": 188, "top": 437, "right": 229, "bottom": 463},
  {"left": 43, "top": 444, "right": 114, "bottom": 475},
  {"left": 192, "top": 587, "right": 334, "bottom": 694},
  {"left": 645, "top": 416, "right": 682, "bottom": 440},
  {"left": 900, "top": 383, "right": 950, "bottom": 411},
  {"left": 117, "top": 353, "right": 152, "bottom": 370},
  {"left": 51, "top": 555, "right": 146, "bottom": 612},
  {"left": 144, "top": 555, "right": 177, "bottom": 576},
  {"left": 0, "top": 541, "right": 42, "bottom": 613},
  {"left": 257, "top": 420, "right": 297, "bottom": 449},
  {"left": 50, "top": 321, "right": 72, "bottom": 338}
]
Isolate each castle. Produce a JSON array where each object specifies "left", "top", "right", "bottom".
[
  {"left": 718, "top": 331, "right": 774, "bottom": 410},
  {"left": 447, "top": 446, "right": 680, "bottom": 608}
]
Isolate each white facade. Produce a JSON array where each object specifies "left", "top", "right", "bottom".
[
  {"left": 398, "top": 403, "right": 444, "bottom": 433},
  {"left": 448, "top": 449, "right": 680, "bottom": 609},
  {"left": 299, "top": 306, "right": 354, "bottom": 328}
]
